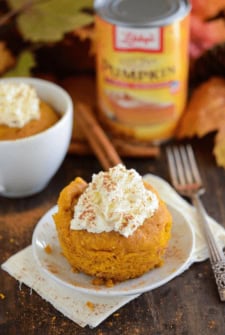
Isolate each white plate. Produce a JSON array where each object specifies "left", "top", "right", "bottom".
[{"left": 32, "top": 204, "right": 195, "bottom": 297}]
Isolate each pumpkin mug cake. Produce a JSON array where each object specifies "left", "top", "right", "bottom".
[
  {"left": 0, "top": 82, "right": 59, "bottom": 140},
  {"left": 0, "top": 77, "right": 73, "bottom": 198},
  {"left": 53, "top": 164, "right": 172, "bottom": 283}
]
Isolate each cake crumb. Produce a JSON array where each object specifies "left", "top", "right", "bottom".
[
  {"left": 44, "top": 244, "right": 52, "bottom": 254},
  {"left": 92, "top": 277, "right": 115, "bottom": 287},
  {"left": 105, "top": 279, "right": 114, "bottom": 287},
  {"left": 0, "top": 293, "right": 5, "bottom": 299},
  {"left": 113, "top": 312, "right": 120, "bottom": 317},
  {"left": 92, "top": 277, "right": 105, "bottom": 286},
  {"left": 86, "top": 301, "right": 95, "bottom": 310},
  {"left": 208, "top": 320, "right": 216, "bottom": 329}
]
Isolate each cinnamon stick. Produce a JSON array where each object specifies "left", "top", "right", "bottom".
[
  {"left": 69, "top": 141, "right": 92, "bottom": 155},
  {"left": 112, "top": 138, "right": 160, "bottom": 157},
  {"left": 69, "top": 139, "right": 160, "bottom": 158},
  {"left": 75, "top": 103, "right": 122, "bottom": 170}
]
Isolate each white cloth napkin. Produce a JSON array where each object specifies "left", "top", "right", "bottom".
[{"left": 2, "top": 174, "right": 225, "bottom": 328}]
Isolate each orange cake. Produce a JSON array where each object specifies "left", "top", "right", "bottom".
[
  {"left": 53, "top": 164, "right": 172, "bottom": 283},
  {"left": 0, "top": 82, "right": 59, "bottom": 140}
]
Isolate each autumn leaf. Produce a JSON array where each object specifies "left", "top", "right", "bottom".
[
  {"left": 176, "top": 76, "right": 225, "bottom": 169},
  {"left": 214, "top": 126, "right": 225, "bottom": 168},
  {"left": 4, "top": 50, "right": 35, "bottom": 77},
  {"left": 176, "top": 77, "right": 225, "bottom": 138},
  {"left": 73, "top": 24, "right": 96, "bottom": 54},
  {"left": 0, "top": 41, "right": 16, "bottom": 75},
  {"left": 7, "top": 0, "right": 94, "bottom": 42}
]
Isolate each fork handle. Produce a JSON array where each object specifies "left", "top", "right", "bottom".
[{"left": 192, "top": 193, "right": 225, "bottom": 301}]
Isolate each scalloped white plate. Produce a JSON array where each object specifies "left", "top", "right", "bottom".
[{"left": 32, "top": 204, "right": 194, "bottom": 297}]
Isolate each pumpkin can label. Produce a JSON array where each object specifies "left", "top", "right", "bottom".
[{"left": 95, "top": 12, "right": 190, "bottom": 142}]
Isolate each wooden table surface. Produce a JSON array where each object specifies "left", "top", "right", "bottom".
[{"left": 1, "top": 136, "right": 225, "bottom": 335}]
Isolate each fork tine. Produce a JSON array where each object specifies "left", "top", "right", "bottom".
[
  {"left": 167, "top": 145, "right": 202, "bottom": 186},
  {"left": 179, "top": 145, "right": 193, "bottom": 184},
  {"left": 173, "top": 146, "right": 186, "bottom": 186},
  {"left": 166, "top": 144, "right": 225, "bottom": 301},
  {"left": 166, "top": 147, "right": 180, "bottom": 187},
  {"left": 167, "top": 146, "right": 188, "bottom": 186},
  {"left": 186, "top": 144, "right": 202, "bottom": 184}
]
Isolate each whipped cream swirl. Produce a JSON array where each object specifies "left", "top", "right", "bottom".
[
  {"left": 0, "top": 83, "right": 40, "bottom": 128},
  {"left": 70, "top": 164, "right": 159, "bottom": 237}
]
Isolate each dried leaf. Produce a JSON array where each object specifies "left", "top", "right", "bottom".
[
  {"left": 0, "top": 41, "right": 16, "bottom": 75},
  {"left": 73, "top": 24, "right": 96, "bottom": 54},
  {"left": 191, "top": 0, "right": 225, "bottom": 20},
  {"left": 176, "top": 76, "right": 225, "bottom": 169},
  {"left": 176, "top": 77, "right": 225, "bottom": 138},
  {"left": 190, "top": 15, "right": 225, "bottom": 59},
  {"left": 4, "top": 50, "right": 35, "bottom": 77},
  {"left": 214, "top": 126, "right": 225, "bottom": 168},
  {"left": 8, "top": 0, "right": 94, "bottom": 42},
  {"left": 73, "top": 25, "right": 94, "bottom": 41}
]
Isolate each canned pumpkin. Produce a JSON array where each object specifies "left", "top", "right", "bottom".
[{"left": 94, "top": 0, "right": 191, "bottom": 142}]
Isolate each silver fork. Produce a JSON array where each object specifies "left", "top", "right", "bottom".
[{"left": 166, "top": 144, "right": 225, "bottom": 301}]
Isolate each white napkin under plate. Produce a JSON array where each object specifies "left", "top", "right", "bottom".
[{"left": 2, "top": 174, "right": 225, "bottom": 328}]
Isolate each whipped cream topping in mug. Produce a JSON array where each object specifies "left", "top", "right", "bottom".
[{"left": 0, "top": 83, "right": 40, "bottom": 128}]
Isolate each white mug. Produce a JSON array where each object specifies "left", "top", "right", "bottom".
[{"left": 0, "top": 77, "right": 73, "bottom": 198}]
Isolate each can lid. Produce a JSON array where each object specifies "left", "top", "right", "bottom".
[{"left": 95, "top": 0, "right": 191, "bottom": 27}]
